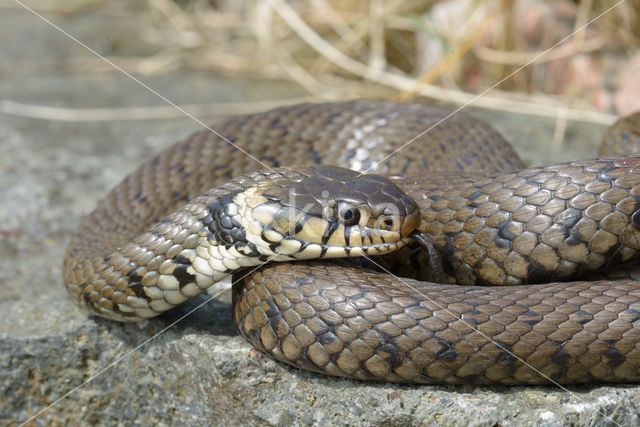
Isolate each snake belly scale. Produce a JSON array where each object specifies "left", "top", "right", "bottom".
[{"left": 64, "top": 101, "right": 640, "bottom": 385}]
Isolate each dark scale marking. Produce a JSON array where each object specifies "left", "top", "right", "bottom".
[
  {"left": 268, "top": 241, "right": 281, "bottom": 252},
  {"left": 230, "top": 228, "right": 245, "bottom": 244},
  {"left": 220, "top": 216, "right": 234, "bottom": 229},
  {"left": 608, "top": 246, "right": 630, "bottom": 268},
  {"left": 128, "top": 270, "right": 143, "bottom": 283},
  {"left": 294, "top": 276, "right": 315, "bottom": 287},
  {"left": 111, "top": 304, "right": 136, "bottom": 317},
  {"left": 174, "top": 254, "right": 191, "bottom": 265},
  {"left": 530, "top": 175, "right": 549, "bottom": 184},
  {"left": 378, "top": 343, "right": 405, "bottom": 368},
  {"left": 623, "top": 308, "right": 640, "bottom": 323},
  {"left": 460, "top": 315, "right": 478, "bottom": 326},
  {"left": 601, "top": 166, "right": 623, "bottom": 181},
  {"left": 266, "top": 305, "right": 281, "bottom": 324},
  {"left": 298, "top": 241, "right": 311, "bottom": 253},
  {"left": 575, "top": 309, "right": 594, "bottom": 324},
  {"left": 129, "top": 283, "right": 151, "bottom": 302},
  {"left": 317, "top": 332, "right": 338, "bottom": 345},
  {"left": 557, "top": 207, "right": 582, "bottom": 228},
  {"left": 605, "top": 347, "right": 626, "bottom": 367},
  {"left": 440, "top": 247, "right": 457, "bottom": 278},
  {"left": 550, "top": 350, "right": 571, "bottom": 367},
  {"left": 494, "top": 238, "right": 510, "bottom": 249},
  {"left": 494, "top": 342, "right": 517, "bottom": 364},
  {"left": 261, "top": 192, "right": 282, "bottom": 203},
  {"left": 527, "top": 261, "right": 551, "bottom": 284},
  {"left": 603, "top": 240, "right": 622, "bottom": 259},
  {"left": 468, "top": 190, "right": 482, "bottom": 201},
  {"left": 436, "top": 340, "right": 458, "bottom": 362},
  {"left": 293, "top": 220, "right": 305, "bottom": 235},
  {"left": 125, "top": 262, "right": 137, "bottom": 276},
  {"left": 243, "top": 241, "right": 260, "bottom": 257},
  {"left": 498, "top": 221, "right": 517, "bottom": 241},
  {"left": 344, "top": 224, "right": 352, "bottom": 247},
  {"left": 631, "top": 195, "right": 640, "bottom": 219},
  {"left": 565, "top": 233, "right": 583, "bottom": 246},
  {"left": 206, "top": 190, "right": 244, "bottom": 245},
  {"left": 322, "top": 221, "right": 340, "bottom": 245},
  {"left": 319, "top": 246, "right": 329, "bottom": 258},
  {"left": 174, "top": 265, "right": 196, "bottom": 288},
  {"left": 632, "top": 210, "right": 640, "bottom": 229},
  {"left": 202, "top": 214, "right": 213, "bottom": 226},
  {"left": 328, "top": 352, "right": 345, "bottom": 366}
]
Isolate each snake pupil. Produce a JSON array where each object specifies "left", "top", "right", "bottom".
[{"left": 337, "top": 203, "right": 360, "bottom": 225}]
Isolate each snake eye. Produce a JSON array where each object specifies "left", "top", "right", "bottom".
[{"left": 336, "top": 203, "right": 360, "bottom": 226}]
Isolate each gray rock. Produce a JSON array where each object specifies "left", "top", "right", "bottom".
[{"left": 1, "top": 3, "right": 638, "bottom": 427}]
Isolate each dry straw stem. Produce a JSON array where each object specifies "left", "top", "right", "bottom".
[
  {"left": 396, "top": 4, "right": 503, "bottom": 101},
  {"left": 474, "top": 35, "right": 606, "bottom": 65},
  {"left": 549, "top": 0, "right": 595, "bottom": 149},
  {"left": 266, "top": 0, "right": 616, "bottom": 125},
  {"left": 308, "top": 0, "right": 414, "bottom": 75},
  {"left": 9, "top": 0, "right": 631, "bottom": 126}
]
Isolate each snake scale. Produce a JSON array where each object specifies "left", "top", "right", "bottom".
[{"left": 64, "top": 101, "right": 640, "bottom": 385}]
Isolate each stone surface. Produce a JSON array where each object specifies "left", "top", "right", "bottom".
[{"left": 1, "top": 2, "right": 638, "bottom": 427}]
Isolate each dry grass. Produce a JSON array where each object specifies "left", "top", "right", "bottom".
[{"left": 4, "top": 0, "right": 640, "bottom": 124}]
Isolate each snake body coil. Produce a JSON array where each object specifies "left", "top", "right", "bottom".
[{"left": 64, "top": 101, "right": 640, "bottom": 385}]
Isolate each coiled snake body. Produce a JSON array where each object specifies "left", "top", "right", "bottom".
[{"left": 64, "top": 101, "right": 640, "bottom": 385}]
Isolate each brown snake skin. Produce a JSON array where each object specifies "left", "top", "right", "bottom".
[{"left": 65, "top": 101, "right": 640, "bottom": 385}]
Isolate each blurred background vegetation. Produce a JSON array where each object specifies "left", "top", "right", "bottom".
[{"left": 3, "top": 0, "right": 640, "bottom": 125}]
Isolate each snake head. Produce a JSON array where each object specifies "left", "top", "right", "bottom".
[{"left": 237, "top": 166, "right": 421, "bottom": 259}]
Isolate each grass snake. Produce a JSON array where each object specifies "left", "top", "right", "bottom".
[{"left": 64, "top": 101, "right": 640, "bottom": 385}]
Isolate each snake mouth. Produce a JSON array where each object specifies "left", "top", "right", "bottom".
[
  {"left": 255, "top": 210, "right": 420, "bottom": 260},
  {"left": 279, "top": 234, "right": 414, "bottom": 260}
]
